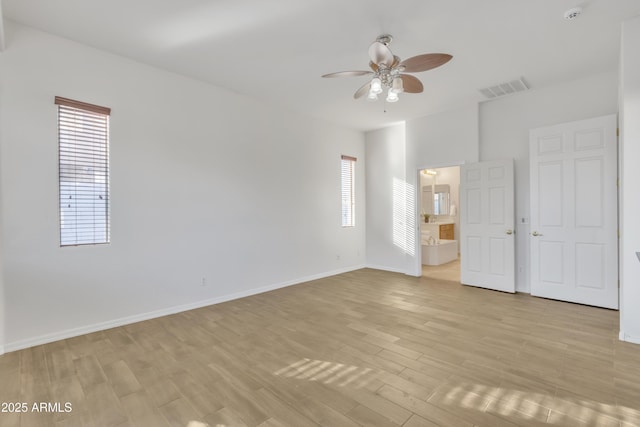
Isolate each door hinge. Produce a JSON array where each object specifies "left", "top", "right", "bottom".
[
  {"left": 617, "top": 128, "right": 620, "bottom": 137},
  {"left": 617, "top": 178, "right": 620, "bottom": 187},
  {"left": 618, "top": 279, "right": 620, "bottom": 289}
]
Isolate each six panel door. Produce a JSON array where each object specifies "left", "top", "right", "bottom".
[
  {"left": 460, "top": 159, "right": 515, "bottom": 293},
  {"left": 529, "top": 114, "right": 618, "bottom": 309}
]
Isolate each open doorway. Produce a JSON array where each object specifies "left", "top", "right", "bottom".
[
  {"left": 417, "top": 165, "right": 461, "bottom": 283},
  {"left": 413, "top": 159, "right": 516, "bottom": 292}
]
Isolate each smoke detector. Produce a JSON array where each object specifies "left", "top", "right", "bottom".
[{"left": 564, "top": 7, "right": 582, "bottom": 20}]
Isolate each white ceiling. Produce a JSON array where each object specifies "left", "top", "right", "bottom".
[{"left": 2, "top": 0, "right": 640, "bottom": 131}]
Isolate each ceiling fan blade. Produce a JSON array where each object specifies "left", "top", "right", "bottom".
[
  {"left": 391, "top": 55, "right": 401, "bottom": 68},
  {"left": 369, "top": 61, "right": 378, "bottom": 72},
  {"left": 400, "top": 53, "right": 453, "bottom": 73},
  {"left": 368, "top": 41, "right": 394, "bottom": 66},
  {"left": 400, "top": 74, "right": 424, "bottom": 93},
  {"left": 354, "top": 82, "right": 371, "bottom": 99},
  {"left": 322, "top": 70, "right": 374, "bottom": 78}
]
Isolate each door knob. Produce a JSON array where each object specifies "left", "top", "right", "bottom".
[
  {"left": 506, "top": 229, "right": 513, "bottom": 235},
  {"left": 532, "top": 231, "right": 543, "bottom": 237}
]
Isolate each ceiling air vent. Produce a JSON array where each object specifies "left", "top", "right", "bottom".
[{"left": 479, "top": 78, "right": 529, "bottom": 99}]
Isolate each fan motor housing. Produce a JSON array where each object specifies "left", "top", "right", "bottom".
[{"left": 376, "top": 34, "right": 393, "bottom": 45}]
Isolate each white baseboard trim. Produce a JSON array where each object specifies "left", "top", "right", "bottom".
[
  {"left": 365, "top": 264, "right": 407, "bottom": 274},
  {"left": 4, "top": 264, "right": 366, "bottom": 354},
  {"left": 619, "top": 331, "right": 640, "bottom": 345}
]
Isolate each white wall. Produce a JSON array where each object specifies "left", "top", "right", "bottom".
[
  {"left": 620, "top": 16, "right": 640, "bottom": 344},
  {"left": 365, "top": 123, "right": 407, "bottom": 272},
  {"left": 0, "top": 22, "right": 365, "bottom": 352},
  {"left": 479, "top": 71, "right": 619, "bottom": 292},
  {"left": 406, "top": 104, "right": 480, "bottom": 169},
  {"left": 365, "top": 105, "right": 478, "bottom": 275},
  {"left": 0, "top": 147, "right": 4, "bottom": 355},
  {"left": 405, "top": 104, "right": 479, "bottom": 275}
]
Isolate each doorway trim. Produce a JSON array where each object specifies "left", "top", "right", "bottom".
[{"left": 411, "top": 161, "right": 466, "bottom": 277}]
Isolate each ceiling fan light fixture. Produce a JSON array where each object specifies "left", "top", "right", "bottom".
[
  {"left": 391, "top": 76, "right": 404, "bottom": 94},
  {"left": 386, "top": 89, "right": 399, "bottom": 103},
  {"left": 322, "top": 34, "right": 452, "bottom": 104},
  {"left": 370, "top": 77, "right": 383, "bottom": 94}
]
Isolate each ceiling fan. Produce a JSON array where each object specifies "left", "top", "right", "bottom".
[{"left": 322, "top": 34, "right": 452, "bottom": 103}]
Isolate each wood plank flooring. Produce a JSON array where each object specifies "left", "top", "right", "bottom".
[{"left": 1, "top": 265, "right": 639, "bottom": 426}]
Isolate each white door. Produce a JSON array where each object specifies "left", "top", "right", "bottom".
[
  {"left": 460, "top": 159, "right": 515, "bottom": 293},
  {"left": 530, "top": 115, "right": 618, "bottom": 309}
]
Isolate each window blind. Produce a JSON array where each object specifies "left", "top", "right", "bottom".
[
  {"left": 341, "top": 155, "right": 356, "bottom": 227},
  {"left": 55, "top": 96, "right": 111, "bottom": 246}
]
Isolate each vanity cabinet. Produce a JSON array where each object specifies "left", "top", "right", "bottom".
[
  {"left": 421, "top": 222, "right": 455, "bottom": 240},
  {"left": 439, "top": 223, "right": 454, "bottom": 240}
]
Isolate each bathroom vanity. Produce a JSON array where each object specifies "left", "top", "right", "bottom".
[{"left": 422, "top": 222, "right": 454, "bottom": 240}]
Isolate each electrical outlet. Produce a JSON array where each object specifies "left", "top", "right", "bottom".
[
  {"left": 520, "top": 217, "right": 529, "bottom": 224},
  {"left": 201, "top": 277, "right": 207, "bottom": 286}
]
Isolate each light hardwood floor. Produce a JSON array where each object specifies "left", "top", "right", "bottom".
[
  {"left": 1, "top": 267, "right": 639, "bottom": 427},
  {"left": 422, "top": 259, "right": 461, "bottom": 283}
]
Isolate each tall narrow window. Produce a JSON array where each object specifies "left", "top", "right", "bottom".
[
  {"left": 56, "top": 96, "right": 111, "bottom": 246},
  {"left": 341, "top": 155, "right": 356, "bottom": 227}
]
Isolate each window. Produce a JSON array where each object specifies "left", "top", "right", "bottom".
[
  {"left": 341, "top": 155, "right": 356, "bottom": 227},
  {"left": 55, "top": 96, "right": 111, "bottom": 246}
]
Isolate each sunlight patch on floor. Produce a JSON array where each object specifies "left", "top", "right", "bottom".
[
  {"left": 442, "top": 382, "right": 633, "bottom": 425},
  {"left": 274, "top": 358, "right": 375, "bottom": 388},
  {"left": 186, "top": 421, "right": 213, "bottom": 427}
]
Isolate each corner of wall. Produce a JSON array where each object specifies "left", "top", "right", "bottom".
[
  {"left": 3, "top": 264, "right": 366, "bottom": 354},
  {"left": 0, "top": 273, "right": 4, "bottom": 356},
  {"left": 620, "top": 331, "right": 640, "bottom": 345},
  {"left": 619, "top": 15, "right": 640, "bottom": 343},
  {"left": 0, "top": 93, "right": 5, "bottom": 357},
  {"left": 364, "top": 123, "right": 410, "bottom": 273},
  {"left": 0, "top": 225, "right": 3, "bottom": 356},
  {"left": 0, "top": 0, "right": 6, "bottom": 52}
]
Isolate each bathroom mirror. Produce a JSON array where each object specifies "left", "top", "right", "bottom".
[
  {"left": 422, "top": 184, "right": 450, "bottom": 215},
  {"left": 434, "top": 190, "right": 450, "bottom": 215}
]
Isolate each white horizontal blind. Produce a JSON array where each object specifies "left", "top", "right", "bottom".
[
  {"left": 341, "top": 155, "right": 356, "bottom": 227},
  {"left": 56, "top": 97, "right": 111, "bottom": 246}
]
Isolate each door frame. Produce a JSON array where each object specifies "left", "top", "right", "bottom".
[{"left": 411, "top": 161, "right": 465, "bottom": 277}]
